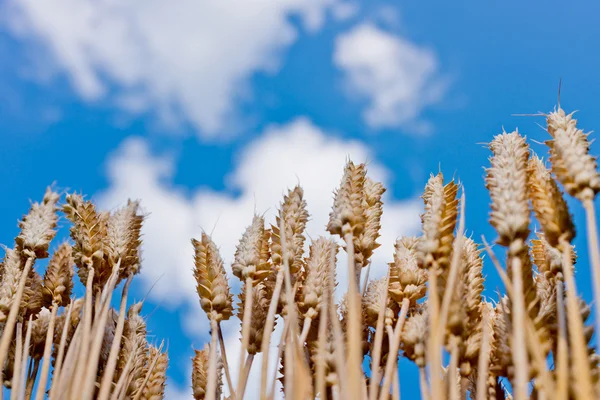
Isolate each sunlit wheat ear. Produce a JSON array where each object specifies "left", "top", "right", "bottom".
[
  {"left": 388, "top": 236, "right": 427, "bottom": 306},
  {"left": 489, "top": 296, "right": 511, "bottom": 378},
  {"left": 106, "top": 200, "right": 144, "bottom": 281},
  {"left": 0, "top": 248, "right": 24, "bottom": 323},
  {"left": 401, "top": 304, "right": 429, "bottom": 368},
  {"left": 363, "top": 278, "right": 398, "bottom": 329},
  {"left": 29, "top": 307, "right": 51, "bottom": 360},
  {"left": 16, "top": 187, "right": 60, "bottom": 259},
  {"left": 327, "top": 160, "right": 366, "bottom": 239},
  {"left": 232, "top": 214, "right": 271, "bottom": 284},
  {"left": 192, "top": 233, "right": 233, "bottom": 323},
  {"left": 354, "top": 177, "right": 385, "bottom": 269},
  {"left": 21, "top": 269, "right": 43, "bottom": 320},
  {"left": 298, "top": 237, "right": 337, "bottom": 342},
  {"left": 116, "top": 302, "right": 148, "bottom": 397},
  {"left": 546, "top": 107, "right": 600, "bottom": 201},
  {"left": 237, "top": 282, "right": 270, "bottom": 355},
  {"left": 271, "top": 185, "right": 309, "bottom": 275},
  {"left": 192, "top": 344, "right": 222, "bottom": 400},
  {"left": 527, "top": 155, "right": 575, "bottom": 247},
  {"left": 42, "top": 243, "right": 74, "bottom": 308},
  {"left": 487, "top": 130, "right": 531, "bottom": 250},
  {"left": 457, "top": 238, "right": 485, "bottom": 376},
  {"left": 417, "top": 172, "right": 459, "bottom": 296},
  {"left": 140, "top": 346, "right": 168, "bottom": 400},
  {"left": 63, "top": 194, "right": 109, "bottom": 288}
]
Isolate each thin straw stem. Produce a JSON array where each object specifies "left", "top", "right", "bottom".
[
  {"left": 559, "top": 239, "right": 595, "bottom": 399},
  {"left": 298, "top": 317, "right": 312, "bottom": 344},
  {"left": 378, "top": 298, "right": 409, "bottom": 400},
  {"left": 49, "top": 299, "right": 76, "bottom": 398},
  {"left": 239, "top": 353, "right": 254, "bottom": 398},
  {"left": 344, "top": 231, "right": 362, "bottom": 400},
  {"left": 476, "top": 306, "right": 491, "bottom": 400},
  {"left": 419, "top": 367, "right": 430, "bottom": 400},
  {"left": 555, "top": 280, "right": 568, "bottom": 400},
  {"left": 368, "top": 273, "right": 391, "bottom": 400},
  {"left": 217, "top": 322, "right": 236, "bottom": 399},
  {"left": 17, "top": 317, "right": 33, "bottom": 400},
  {"left": 11, "top": 323, "right": 23, "bottom": 400},
  {"left": 259, "top": 271, "right": 283, "bottom": 400},
  {"left": 509, "top": 254, "right": 529, "bottom": 400},
  {"left": 207, "top": 317, "right": 219, "bottom": 400},
  {"left": 97, "top": 274, "right": 133, "bottom": 400},
  {"left": 583, "top": 199, "right": 600, "bottom": 352},
  {"left": 34, "top": 304, "right": 58, "bottom": 400},
  {"left": 315, "top": 296, "right": 329, "bottom": 400},
  {"left": 236, "top": 277, "right": 253, "bottom": 397},
  {"left": 448, "top": 339, "right": 460, "bottom": 400},
  {"left": 0, "top": 255, "right": 35, "bottom": 398}
]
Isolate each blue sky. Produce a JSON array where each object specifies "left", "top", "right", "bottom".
[{"left": 1, "top": 0, "right": 600, "bottom": 398}]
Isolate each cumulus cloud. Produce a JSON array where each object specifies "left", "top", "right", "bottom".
[
  {"left": 334, "top": 23, "right": 448, "bottom": 131},
  {"left": 97, "top": 118, "right": 422, "bottom": 395},
  {"left": 3, "top": 0, "right": 350, "bottom": 136},
  {"left": 98, "top": 117, "right": 421, "bottom": 310}
]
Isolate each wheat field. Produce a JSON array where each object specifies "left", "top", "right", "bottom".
[{"left": 1, "top": 104, "right": 599, "bottom": 399}]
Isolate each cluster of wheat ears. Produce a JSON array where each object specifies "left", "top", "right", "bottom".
[{"left": 1, "top": 104, "right": 599, "bottom": 400}]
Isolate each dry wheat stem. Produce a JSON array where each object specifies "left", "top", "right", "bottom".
[
  {"left": 475, "top": 306, "right": 491, "bottom": 400},
  {"left": 112, "top": 345, "right": 136, "bottom": 400},
  {"left": 509, "top": 255, "right": 529, "bottom": 400},
  {"left": 0, "top": 254, "right": 35, "bottom": 399},
  {"left": 344, "top": 231, "right": 362, "bottom": 400},
  {"left": 49, "top": 299, "right": 76, "bottom": 398},
  {"left": 26, "top": 358, "right": 40, "bottom": 400},
  {"left": 427, "top": 267, "right": 442, "bottom": 400},
  {"left": 378, "top": 297, "right": 409, "bottom": 400},
  {"left": 419, "top": 367, "right": 430, "bottom": 400},
  {"left": 70, "top": 266, "right": 95, "bottom": 396},
  {"left": 17, "top": 316, "right": 33, "bottom": 400},
  {"left": 236, "top": 277, "right": 254, "bottom": 398},
  {"left": 315, "top": 293, "right": 329, "bottom": 400},
  {"left": 392, "top": 370, "right": 400, "bottom": 400},
  {"left": 239, "top": 353, "right": 254, "bottom": 398},
  {"left": 81, "top": 260, "right": 122, "bottom": 400},
  {"left": 267, "top": 317, "right": 290, "bottom": 400},
  {"left": 54, "top": 319, "right": 83, "bottom": 398},
  {"left": 217, "top": 322, "right": 235, "bottom": 399},
  {"left": 559, "top": 239, "right": 595, "bottom": 399},
  {"left": 483, "top": 237, "right": 555, "bottom": 396},
  {"left": 259, "top": 271, "right": 283, "bottom": 400},
  {"left": 11, "top": 322, "right": 23, "bottom": 400},
  {"left": 368, "top": 274, "right": 391, "bottom": 400},
  {"left": 555, "top": 280, "right": 568, "bottom": 400},
  {"left": 97, "top": 274, "right": 133, "bottom": 400},
  {"left": 582, "top": 199, "right": 600, "bottom": 353},
  {"left": 207, "top": 317, "right": 219, "bottom": 400},
  {"left": 33, "top": 303, "right": 58, "bottom": 400},
  {"left": 449, "top": 339, "right": 460, "bottom": 400}
]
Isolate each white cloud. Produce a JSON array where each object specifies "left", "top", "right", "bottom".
[
  {"left": 97, "top": 118, "right": 422, "bottom": 394},
  {"left": 98, "top": 118, "right": 421, "bottom": 311},
  {"left": 334, "top": 23, "right": 448, "bottom": 131},
  {"left": 3, "top": 0, "right": 347, "bottom": 137}
]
